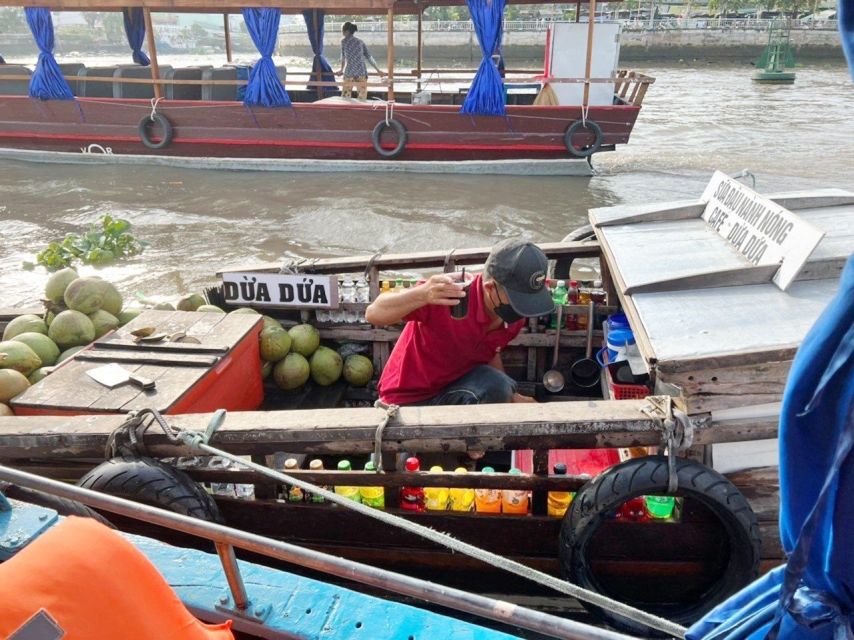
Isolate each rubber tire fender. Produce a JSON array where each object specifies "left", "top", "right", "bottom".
[
  {"left": 138, "top": 113, "right": 174, "bottom": 150},
  {"left": 371, "top": 119, "right": 407, "bottom": 159},
  {"left": 1, "top": 482, "right": 113, "bottom": 527},
  {"left": 559, "top": 455, "right": 761, "bottom": 635},
  {"left": 564, "top": 119, "right": 603, "bottom": 158},
  {"left": 77, "top": 456, "right": 222, "bottom": 523}
]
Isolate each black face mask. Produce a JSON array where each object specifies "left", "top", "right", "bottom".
[{"left": 489, "top": 286, "right": 523, "bottom": 325}]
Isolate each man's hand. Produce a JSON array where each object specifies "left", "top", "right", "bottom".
[
  {"left": 422, "top": 274, "right": 466, "bottom": 307},
  {"left": 512, "top": 393, "right": 537, "bottom": 403}
]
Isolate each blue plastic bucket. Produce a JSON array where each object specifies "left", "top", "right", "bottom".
[
  {"left": 606, "top": 312, "right": 630, "bottom": 332},
  {"left": 606, "top": 328, "right": 635, "bottom": 363}
]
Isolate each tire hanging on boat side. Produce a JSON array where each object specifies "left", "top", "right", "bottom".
[
  {"left": 558, "top": 455, "right": 761, "bottom": 635},
  {"left": 138, "top": 113, "right": 174, "bottom": 150},
  {"left": 371, "top": 119, "right": 407, "bottom": 159},
  {"left": 564, "top": 119, "right": 602, "bottom": 158}
]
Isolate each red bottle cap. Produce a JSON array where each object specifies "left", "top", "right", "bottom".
[{"left": 405, "top": 457, "right": 421, "bottom": 472}]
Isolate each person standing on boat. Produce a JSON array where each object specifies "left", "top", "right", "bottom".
[
  {"left": 337, "top": 22, "right": 384, "bottom": 100},
  {"left": 366, "top": 238, "right": 553, "bottom": 406}
]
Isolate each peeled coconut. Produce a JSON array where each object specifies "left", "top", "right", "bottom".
[
  {"left": 101, "top": 282, "right": 123, "bottom": 316},
  {"left": 0, "top": 340, "right": 42, "bottom": 377},
  {"left": 64, "top": 277, "right": 109, "bottom": 314},
  {"left": 89, "top": 309, "right": 119, "bottom": 339},
  {"left": 197, "top": 305, "right": 225, "bottom": 313},
  {"left": 0, "top": 369, "right": 30, "bottom": 403},
  {"left": 343, "top": 354, "right": 374, "bottom": 387},
  {"left": 48, "top": 310, "right": 96, "bottom": 350},
  {"left": 309, "top": 346, "right": 343, "bottom": 386},
  {"left": 288, "top": 324, "right": 320, "bottom": 357},
  {"left": 3, "top": 314, "right": 48, "bottom": 341},
  {"left": 274, "top": 353, "right": 310, "bottom": 390},
  {"left": 177, "top": 293, "right": 206, "bottom": 312},
  {"left": 11, "top": 332, "right": 60, "bottom": 368},
  {"left": 0, "top": 403, "right": 13, "bottom": 416},
  {"left": 259, "top": 327, "right": 291, "bottom": 362},
  {"left": 56, "top": 346, "right": 86, "bottom": 364},
  {"left": 45, "top": 267, "right": 79, "bottom": 304}
]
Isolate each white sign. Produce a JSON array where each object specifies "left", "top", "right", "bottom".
[
  {"left": 700, "top": 171, "right": 825, "bottom": 290},
  {"left": 222, "top": 272, "right": 339, "bottom": 309}
]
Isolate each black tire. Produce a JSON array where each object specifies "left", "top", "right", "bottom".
[
  {"left": 559, "top": 455, "right": 760, "bottom": 634},
  {"left": 371, "top": 119, "right": 407, "bottom": 159},
  {"left": 77, "top": 456, "right": 222, "bottom": 523},
  {"left": 1, "top": 482, "right": 113, "bottom": 527},
  {"left": 138, "top": 113, "right": 173, "bottom": 150},
  {"left": 564, "top": 119, "right": 603, "bottom": 158}
]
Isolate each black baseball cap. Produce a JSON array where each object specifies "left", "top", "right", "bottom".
[{"left": 484, "top": 238, "right": 554, "bottom": 317}]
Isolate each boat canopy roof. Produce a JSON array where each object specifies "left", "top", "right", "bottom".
[{"left": 590, "top": 186, "right": 854, "bottom": 371}]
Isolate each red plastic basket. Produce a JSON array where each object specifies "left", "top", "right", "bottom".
[{"left": 603, "top": 354, "right": 649, "bottom": 400}]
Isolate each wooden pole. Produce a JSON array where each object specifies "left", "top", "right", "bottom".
[
  {"left": 314, "top": 9, "right": 322, "bottom": 99},
  {"left": 582, "top": 0, "right": 597, "bottom": 106},
  {"left": 143, "top": 8, "right": 162, "bottom": 100},
  {"left": 575, "top": 0, "right": 582, "bottom": 22},
  {"left": 386, "top": 6, "right": 395, "bottom": 101},
  {"left": 224, "top": 13, "right": 233, "bottom": 63},
  {"left": 416, "top": 7, "right": 423, "bottom": 92}
]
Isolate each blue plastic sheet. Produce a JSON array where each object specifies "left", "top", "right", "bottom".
[
  {"left": 688, "top": 254, "right": 854, "bottom": 640},
  {"left": 840, "top": 0, "right": 854, "bottom": 80},
  {"left": 24, "top": 7, "right": 73, "bottom": 101},
  {"left": 122, "top": 8, "right": 151, "bottom": 66},
  {"left": 303, "top": 10, "right": 335, "bottom": 97},
  {"left": 460, "top": 0, "right": 506, "bottom": 116},
  {"left": 241, "top": 8, "right": 291, "bottom": 107}
]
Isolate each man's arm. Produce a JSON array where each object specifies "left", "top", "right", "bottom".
[{"left": 365, "top": 274, "right": 464, "bottom": 327}]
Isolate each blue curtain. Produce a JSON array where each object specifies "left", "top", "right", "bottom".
[
  {"left": 840, "top": 0, "right": 854, "bottom": 80},
  {"left": 122, "top": 8, "right": 151, "bottom": 66},
  {"left": 25, "top": 8, "right": 73, "bottom": 100},
  {"left": 461, "top": 0, "right": 506, "bottom": 116},
  {"left": 302, "top": 10, "right": 335, "bottom": 97},
  {"left": 241, "top": 8, "right": 291, "bottom": 107}
]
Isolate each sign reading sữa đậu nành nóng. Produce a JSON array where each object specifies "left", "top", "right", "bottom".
[
  {"left": 700, "top": 171, "right": 825, "bottom": 290},
  {"left": 221, "top": 272, "right": 339, "bottom": 309}
]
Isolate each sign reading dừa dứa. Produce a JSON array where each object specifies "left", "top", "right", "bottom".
[
  {"left": 221, "top": 272, "right": 339, "bottom": 309},
  {"left": 700, "top": 171, "right": 825, "bottom": 290}
]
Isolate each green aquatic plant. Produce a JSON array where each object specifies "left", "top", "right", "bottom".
[{"left": 26, "top": 215, "right": 148, "bottom": 271}]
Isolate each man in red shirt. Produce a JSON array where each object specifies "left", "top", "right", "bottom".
[{"left": 367, "top": 239, "right": 554, "bottom": 406}]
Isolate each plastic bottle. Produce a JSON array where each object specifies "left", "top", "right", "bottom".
[
  {"left": 381, "top": 280, "right": 391, "bottom": 295},
  {"left": 424, "top": 465, "right": 449, "bottom": 511},
  {"left": 355, "top": 277, "right": 370, "bottom": 323},
  {"left": 283, "top": 458, "right": 304, "bottom": 502},
  {"left": 334, "top": 459, "right": 361, "bottom": 503},
  {"left": 360, "top": 460, "right": 385, "bottom": 509},
  {"left": 474, "top": 466, "right": 502, "bottom": 514},
  {"left": 645, "top": 495, "right": 676, "bottom": 519},
  {"left": 341, "top": 276, "right": 357, "bottom": 323},
  {"left": 547, "top": 463, "right": 574, "bottom": 518},
  {"left": 565, "top": 280, "right": 580, "bottom": 331},
  {"left": 501, "top": 468, "right": 530, "bottom": 515},
  {"left": 331, "top": 277, "right": 345, "bottom": 323},
  {"left": 577, "top": 284, "right": 592, "bottom": 331},
  {"left": 549, "top": 281, "right": 568, "bottom": 329},
  {"left": 307, "top": 458, "right": 326, "bottom": 503},
  {"left": 400, "top": 456, "right": 426, "bottom": 512},
  {"left": 616, "top": 496, "right": 651, "bottom": 522},
  {"left": 208, "top": 456, "right": 236, "bottom": 497},
  {"left": 395, "top": 277, "right": 404, "bottom": 291},
  {"left": 449, "top": 467, "right": 475, "bottom": 512}
]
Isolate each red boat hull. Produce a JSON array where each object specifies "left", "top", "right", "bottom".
[{"left": 0, "top": 96, "right": 640, "bottom": 162}]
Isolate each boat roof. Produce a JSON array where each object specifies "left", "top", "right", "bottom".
[{"left": 590, "top": 187, "right": 854, "bottom": 371}]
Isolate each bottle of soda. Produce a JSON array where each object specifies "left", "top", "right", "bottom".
[
  {"left": 424, "top": 465, "right": 449, "bottom": 511},
  {"left": 645, "top": 495, "right": 676, "bottom": 519},
  {"left": 501, "top": 468, "right": 529, "bottom": 515},
  {"left": 400, "top": 456, "right": 425, "bottom": 512},
  {"left": 566, "top": 280, "right": 580, "bottom": 331},
  {"left": 308, "top": 458, "right": 326, "bottom": 503},
  {"left": 547, "top": 463, "right": 574, "bottom": 518},
  {"left": 474, "top": 467, "right": 502, "bottom": 514},
  {"left": 355, "top": 277, "right": 370, "bottom": 323},
  {"left": 616, "top": 496, "right": 652, "bottom": 521},
  {"left": 449, "top": 467, "right": 475, "bottom": 512},
  {"left": 360, "top": 460, "right": 386, "bottom": 509},
  {"left": 381, "top": 280, "right": 391, "bottom": 295},
  {"left": 577, "top": 284, "right": 592, "bottom": 331},
  {"left": 283, "top": 458, "right": 304, "bottom": 502},
  {"left": 334, "top": 459, "right": 361, "bottom": 503},
  {"left": 549, "top": 281, "right": 568, "bottom": 329}
]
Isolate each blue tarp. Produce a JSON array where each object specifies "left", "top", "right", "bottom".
[
  {"left": 461, "top": 0, "right": 506, "bottom": 116},
  {"left": 303, "top": 10, "right": 335, "bottom": 98},
  {"left": 24, "top": 7, "right": 73, "bottom": 100},
  {"left": 840, "top": 0, "right": 854, "bottom": 80},
  {"left": 688, "top": 253, "right": 854, "bottom": 640},
  {"left": 122, "top": 8, "right": 151, "bottom": 66},
  {"left": 241, "top": 8, "right": 291, "bottom": 107}
]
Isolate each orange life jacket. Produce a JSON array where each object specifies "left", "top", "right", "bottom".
[{"left": 0, "top": 516, "right": 234, "bottom": 640}]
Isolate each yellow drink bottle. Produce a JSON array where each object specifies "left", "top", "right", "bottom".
[
  {"left": 501, "top": 468, "right": 529, "bottom": 515},
  {"left": 547, "top": 463, "right": 574, "bottom": 518},
  {"left": 359, "top": 460, "right": 385, "bottom": 509},
  {"left": 334, "top": 459, "right": 361, "bottom": 503},
  {"left": 449, "top": 467, "right": 475, "bottom": 512},
  {"left": 424, "top": 465, "right": 449, "bottom": 511}
]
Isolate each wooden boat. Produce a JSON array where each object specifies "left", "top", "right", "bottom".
[
  {"left": 0, "top": 0, "right": 654, "bottom": 174},
  {"left": 1, "top": 175, "right": 852, "bottom": 633}
]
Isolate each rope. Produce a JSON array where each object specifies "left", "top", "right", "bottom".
[
  {"left": 165, "top": 410, "right": 687, "bottom": 638},
  {"left": 149, "top": 96, "right": 163, "bottom": 121},
  {"left": 372, "top": 400, "right": 399, "bottom": 472},
  {"left": 581, "top": 103, "right": 589, "bottom": 127}
]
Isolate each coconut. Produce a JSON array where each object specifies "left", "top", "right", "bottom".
[
  {"left": 261, "top": 360, "right": 273, "bottom": 380},
  {"left": 288, "top": 324, "right": 320, "bottom": 357},
  {"left": 89, "top": 309, "right": 120, "bottom": 339},
  {"left": 28, "top": 367, "right": 51, "bottom": 385},
  {"left": 116, "top": 308, "right": 142, "bottom": 327},
  {"left": 262, "top": 315, "right": 282, "bottom": 331},
  {"left": 343, "top": 354, "right": 374, "bottom": 387},
  {"left": 0, "top": 340, "right": 42, "bottom": 377},
  {"left": 11, "top": 332, "right": 60, "bottom": 367},
  {"left": 64, "top": 277, "right": 109, "bottom": 314},
  {"left": 0, "top": 403, "right": 13, "bottom": 416},
  {"left": 152, "top": 302, "right": 175, "bottom": 311},
  {"left": 229, "top": 307, "right": 259, "bottom": 315},
  {"left": 0, "top": 369, "right": 29, "bottom": 403},
  {"left": 2, "top": 314, "right": 48, "bottom": 341},
  {"left": 45, "top": 267, "right": 79, "bottom": 303},
  {"left": 309, "top": 346, "right": 343, "bottom": 386},
  {"left": 259, "top": 327, "right": 292, "bottom": 362},
  {"left": 48, "top": 310, "right": 96, "bottom": 350},
  {"left": 196, "top": 305, "right": 225, "bottom": 313},
  {"left": 274, "top": 353, "right": 311, "bottom": 390},
  {"left": 102, "top": 282, "right": 123, "bottom": 316},
  {"left": 56, "top": 346, "right": 86, "bottom": 364},
  {"left": 176, "top": 293, "right": 206, "bottom": 312}
]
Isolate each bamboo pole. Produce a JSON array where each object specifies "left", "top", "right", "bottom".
[
  {"left": 416, "top": 7, "right": 423, "bottom": 92},
  {"left": 313, "top": 9, "right": 322, "bottom": 99},
  {"left": 224, "top": 13, "right": 233, "bottom": 63},
  {"left": 582, "top": 0, "right": 597, "bottom": 106},
  {"left": 143, "top": 8, "right": 162, "bottom": 100},
  {"left": 386, "top": 6, "right": 395, "bottom": 101}
]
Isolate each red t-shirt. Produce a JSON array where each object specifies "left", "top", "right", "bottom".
[{"left": 378, "top": 274, "right": 524, "bottom": 405}]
